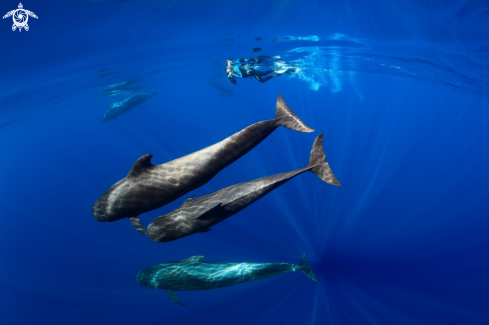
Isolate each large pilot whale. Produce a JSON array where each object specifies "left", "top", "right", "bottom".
[
  {"left": 147, "top": 133, "right": 340, "bottom": 242},
  {"left": 136, "top": 253, "right": 319, "bottom": 306},
  {"left": 92, "top": 95, "right": 314, "bottom": 234}
]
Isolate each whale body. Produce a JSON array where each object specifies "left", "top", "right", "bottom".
[
  {"left": 147, "top": 133, "right": 340, "bottom": 242},
  {"left": 101, "top": 92, "right": 156, "bottom": 122},
  {"left": 136, "top": 253, "right": 319, "bottom": 306},
  {"left": 92, "top": 95, "right": 314, "bottom": 234}
]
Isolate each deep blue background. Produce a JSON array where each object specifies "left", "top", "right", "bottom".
[{"left": 1, "top": 0, "right": 489, "bottom": 324}]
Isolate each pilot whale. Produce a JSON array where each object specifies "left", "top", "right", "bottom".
[
  {"left": 102, "top": 92, "right": 156, "bottom": 122},
  {"left": 92, "top": 95, "right": 314, "bottom": 234},
  {"left": 136, "top": 253, "right": 319, "bottom": 306},
  {"left": 147, "top": 133, "right": 340, "bottom": 242}
]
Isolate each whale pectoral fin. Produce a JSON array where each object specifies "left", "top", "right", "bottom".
[
  {"left": 129, "top": 217, "right": 147, "bottom": 235},
  {"left": 167, "top": 290, "right": 185, "bottom": 306},
  {"left": 197, "top": 228, "right": 212, "bottom": 233},
  {"left": 127, "top": 154, "right": 154, "bottom": 178},
  {"left": 194, "top": 203, "right": 224, "bottom": 220}
]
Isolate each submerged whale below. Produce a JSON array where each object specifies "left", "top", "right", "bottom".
[
  {"left": 136, "top": 253, "right": 319, "bottom": 306},
  {"left": 147, "top": 133, "right": 340, "bottom": 242},
  {"left": 101, "top": 92, "right": 156, "bottom": 122},
  {"left": 92, "top": 95, "right": 314, "bottom": 234}
]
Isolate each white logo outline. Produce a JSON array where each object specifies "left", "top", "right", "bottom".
[{"left": 3, "top": 3, "right": 37, "bottom": 32}]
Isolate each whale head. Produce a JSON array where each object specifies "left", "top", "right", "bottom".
[
  {"left": 147, "top": 211, "right": 184, "bottom": 242},
  {"left": 136, "top": 263, "right": 176, "bottom": 290},
  {"left": 137, "top": 257, "right": 205, "bottom": 290},
  {"left": 91, "top": 179, "right": 137, "bottom": 222},
  {"left": 148, "top": 202, "right": 224, "bottom": 242},
  {"left": 101, "top": 107, "right": 119, "bottom": 122}
]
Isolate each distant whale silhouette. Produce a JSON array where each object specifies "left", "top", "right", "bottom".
[
  {"left": 147, "top": 133, "right": 340, "bottom": 242},
  {"left": 136, "top": 253, "right": 319, "bottom": 306},
  {"left": 101, "top": 92, "right": 156, "bottom": 122},
  {"left": 92, "top": 95, "right": 314, "bottom": 234}
]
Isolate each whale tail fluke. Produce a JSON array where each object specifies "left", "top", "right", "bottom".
[
  {"left": 307, "top": 133, "right": 341, "bottom": 186},
  {"left": 299, "top": 253, "right": 319, "bottom": 282},
  {"left": 275, "top": 95, "right": 314, "bottom": 133}
]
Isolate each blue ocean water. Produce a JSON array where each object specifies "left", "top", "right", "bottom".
[{"left": 1, "top": 0, "right": 489, "bottom": 324}]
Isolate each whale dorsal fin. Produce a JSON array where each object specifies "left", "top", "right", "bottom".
[
  {"left": 127, "top": 154, "right": 154, "bottom": 178},
  {"left": 181, "top": 195, "right": 197, "bottom": 207},
  {"left": 166, "top": 290, "right": 185, "bottom": 306},
  {"left": 181, "top": 256, "right": 205, "bottom": 263}
]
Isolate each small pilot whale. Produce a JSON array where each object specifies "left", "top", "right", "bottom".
[
  {"left": 101, "top": 92, "right": 156, "bottom": 122},
  {"left": 93, "top": 95, "right": 314, "bottom": 234},
  {"left": 136, "top": 253, "right": 319, "bottom": 306},
  {"left": 147, "top": 133, "right": 340, "bottom": 242}
]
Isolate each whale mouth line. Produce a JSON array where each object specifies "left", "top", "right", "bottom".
[
  {"left": 93, "top": 214, "right": 108, "bottom": 222},
  {"left": 148, "top": 230, "right": 163, "bottom": 242}
]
